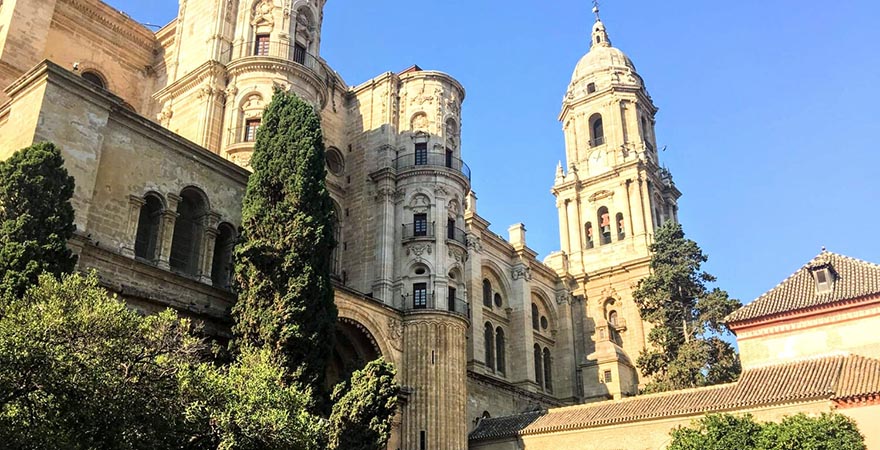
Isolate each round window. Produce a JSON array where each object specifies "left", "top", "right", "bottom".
[
  {"left": 325, "top": 147, "right": 344, "bottom": 175},
  {"left": 540, "top": 316, "right": 549, "bottom": 330},
  {"left": 493, "top": 293, "right": 502, "bottom": 307},
  {"left": 414, "top": 267, "right": 426, "bottom": 275}
]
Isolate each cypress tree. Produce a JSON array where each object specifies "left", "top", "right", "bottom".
[
  {"left": 328, "top": 358, "right": 399, "bottom": 450},
  {"left": 633, "top": 221, "right": 741, "bottom": 392},
  {"left": 0, "top": 142, "right": 76, "bottom": 301},
  {"left": 232, "top": 90, "right": 337, "bottom": 405}
]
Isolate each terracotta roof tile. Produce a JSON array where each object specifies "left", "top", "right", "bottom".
[
  {"left": 469, "top": 354, "right": 880, "bottom": 442},
  {"left": 726, "top": 251, "right": 880, "bottom": 323}
]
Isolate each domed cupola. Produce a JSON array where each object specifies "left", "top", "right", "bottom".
[{"left": 564, "top": 15, "right": 645, "bottom": 105}]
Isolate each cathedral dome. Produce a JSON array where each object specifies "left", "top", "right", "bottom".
[{"left": 565, "top": 19, "right": 643, "bottom": 102}]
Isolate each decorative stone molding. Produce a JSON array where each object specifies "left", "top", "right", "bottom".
[
  {"left": 511, "top": 266, "right": 531, "bottom": 281},
  {"left": 467, "top": 235, "right": 483, "bottom": 253},
  {"left": 556, "top": 292, "right": 572, "bottom": 305},
  {"left": 589, "top": 189, "right": 614, "bottom": 202},
  {"left": 388, "top": 317, "right": 403, "bottom": 350},
  {"left": 406, "top": 243, "right": 432, "bottom": 261}
]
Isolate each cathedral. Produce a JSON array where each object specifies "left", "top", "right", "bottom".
[{"left": 1, "top": 1, "right": 879, "bottom": 449}]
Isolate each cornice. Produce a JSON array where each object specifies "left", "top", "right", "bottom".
[
  {"left": 226, "top": 58, "right": 328, "bottom": 107},
  {"left": 731, "top": 295, "right": 880, "bottom": 339},
  {"left": 58, "top": 0, "right": 158, "bottom": 52},
  {"left": 153, "top": 61, "right": 227, "bottom": 102}
]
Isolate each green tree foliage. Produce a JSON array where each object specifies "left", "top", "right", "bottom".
[
  {"left": 232, "top": 90, "right": 337, "bottom": 403},
  {"left": 0, "top": 273, "right": 202, "bottom": 449},
  {"left": 757, "top": 413, "right": 866, "bottom": 450},
  {"left": 0, "top": 142, "right": 76, "bottom": 301},
  {"left": 634, "top": 221, "right": 742, "bottom": 392},
  {"left": 669, "top": 413, "right": 866, "bottom": 450},
  {"left": 328, "top": 358, "right": 399, "bottom": 450},
  {"left": 0, "top": 273, "right": 326, "bottom": 450},
  {"left": 181, "top": 346, "right": 326, "bottom": 450}
]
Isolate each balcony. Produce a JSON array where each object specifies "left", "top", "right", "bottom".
[
  {"left": 446, "top": 226, "right": 467, "bottom": 247},
  {"left": 402, "top": 222, "right": 435, "bottom": 241},
  {"left": 590, "top": 136, "right": 605, "bottom": 147},
  {"left": 404, "top": 293, "right": 470, "bottom": 319},
  {"left": 394, "top": 153, "right": 471, "bottom": 180},
  {"left": 220, "top": 40, "right": 321, "bottom": 71}
]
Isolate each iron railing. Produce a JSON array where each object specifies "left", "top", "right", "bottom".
[
  {"left": 220, "top": 40, "right": 321, "bottom": 71},
  {"left": 590, "top": 136, "right": 605, "bottom": 147},
  {"left": 402, "top": 222, "right": 435, "bottom": 240},
  {"left": 394, "top": 153, "right": 471, "bottom": 180},
  {"left": 446, "top": 226, "right": 467, "bottom": 246},
  {"left": 404, "top": 293, "right": 469, "bottom": 319},
  {"left": 226, "top": 125, "right": 259, "bottom": 145}
]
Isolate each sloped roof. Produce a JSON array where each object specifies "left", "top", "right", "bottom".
[
  {"left": 726, "top": 251, "right": 880, "bottom": 323},
  {"left": 469, "top": 354, "right": 880, "bottom": 442}
]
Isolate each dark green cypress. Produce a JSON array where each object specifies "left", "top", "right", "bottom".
[
  {"left": 0, "top": 142, "right": 76, "bottom": 302},
  {"left": 328, "top": 358, "right": 399, "bottom": 450},
  {"left": 231, "top": 90, "right": 337, "bottom": 406}
]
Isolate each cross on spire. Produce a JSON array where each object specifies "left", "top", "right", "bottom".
[{"left": 592, "top": 0, "right": 601, "bottom": 21}]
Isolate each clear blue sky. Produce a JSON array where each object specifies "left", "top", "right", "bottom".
[{"left": 107, "top": 0, "right": 880, "bottom": 306}]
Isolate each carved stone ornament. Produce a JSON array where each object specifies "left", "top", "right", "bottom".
[
  {"left": 555, "top": 292, "right": 572, "bottom": 305},
  {"left": 467, "top": 235, "right": 483, "bottom": 253},
  {"left": 406, "top": 243, "right": 432, "bottom": 262},
  {"left": 411, "top": 113, "right": 428, "bottom": 131},
  {"left": 387, "top": 317, "right": 403, "bottom": 350},
  {"left": 375, "top": 187, "right": 395, "bottom": 203},
  {"left": 448, "top": 247, "right": 467, "bottom": 263},
  {"left": 157, "top": 105, "right": 173, "bottom": 125},
  {"left": 600, "top": 287, "right": 619, "bottom": 302},
  {"left": 411, "top": 84, "right": 435, "bottom": 106},
  {"left": 251, "top": 0, "right": 275, "bottom": 26},
  {"left": 511, "top": 266, "right": 531, "bottom": 281},
  {"left": 589, "top": 190, "right": 614, "bottom": 202}
]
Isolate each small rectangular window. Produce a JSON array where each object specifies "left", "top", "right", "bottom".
[
  {"left": 415, "top": 142, "right": 428, "bottom": 165},
  {"left": 293, "top": 43, "right": 307, "bottom": 64},
  {"left": 420, "top": 430, "right": 427, "bottom": 450},
  {"left": 445, "top": 148, "right": 454, "bottom": 168},
  {"left": 413, "top": 213, "right": 428, "bottom": 237},
  {"left": 254, "top": 34, "right": 270, "bottom": 56},
  {"left": 816, "top": 270, "right": 827, "bottom": 284},
  {"left": 413, "top": 283, "right": 427, "bottom": 309},
  {"left": 244, "top": 119, "right": 261, "bottom": 142},
  {"left": 448, "top": 286, "right": 456, "bottom": 312},
  {"left": 603, "top": 370, "right": 613, "bottom": 383},
  {"left": 447, "top": 218, "right": 455, "bottom": 239}
]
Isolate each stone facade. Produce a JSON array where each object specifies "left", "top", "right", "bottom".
[{"left": 0, "top": 2, "right": 681, "bottom": 448}]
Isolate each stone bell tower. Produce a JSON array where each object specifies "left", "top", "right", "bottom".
[
  {"left": 154, "top": 0, "right": 331, "bottom": 169},
  {"left": 548, "top": 8, "right": 681, "bottom": 400}
]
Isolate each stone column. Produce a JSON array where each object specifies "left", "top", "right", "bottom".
[
  {"left": 156, "top": 193, "right": 181, "bottom": 270},
  {"left": 557, "top": 197, "right": 570, "bottom": 254},
  {"left": 198, "top": 211, "right": 222, "bottom": 285},
  {"left": 372, "top": 183, "right": 396, "bottom": 303},
  {"left": 122, "top": 195, "right": 146, "bottom": 258}
]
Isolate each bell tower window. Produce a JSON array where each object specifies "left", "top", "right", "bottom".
[
  {"left": 589, "top": 114, "right": 604, "bottom": 146},
  {"left": 598, "top": 207, "right": 611, "bottom": 245},
  {"left": 616, "top": 213, "right": 625, "bottom": 240},
  {"left": 585, "top": 222, "right": 594, "bottom": 249}
]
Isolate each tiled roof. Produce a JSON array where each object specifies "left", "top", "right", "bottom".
[
  {"left": 467, "top": 411, "right": 544, "bottom": 441},
  {"left": 726, "top": 251, "right": 880, "bottom": 323},
  {"left": 469, "top": 354, "right": 880, "bottom": 442}
]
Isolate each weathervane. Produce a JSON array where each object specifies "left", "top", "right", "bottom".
[{"left": 592, "top": 0, "right": 601, "bottom": 20}]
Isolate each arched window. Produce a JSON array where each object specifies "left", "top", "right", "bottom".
[
  {"left": 531, "top": 303, "right": 540, "bottom": 330},
  {"left": 533, "top": 344, "right": 544, "bottom": 387},
  {"left": 543, "top": 348, "right": 553, "bottom": 392},
  {"left": 211, "top": 223, "right": 236, "bottom": 290},
  {"left": 170, "top": 188, "right": 208, "bottom": 276},
  {"left": 616, "top": 212, "right": 625, "bottom": 240},
  {"left": 587, "top": 82, "right": 596, "bottom": 94},
  {"left": 134, "top": 194, "right": 163, "bottom": 261},
  {"left": 598, "top": 206, "right": 611, "bottom": 245},
  {"left": 484, "top": 322, "right": 495, "bottom": 370},
  {"left": 589, "top": 113, "right": 604, "bottom": 147},
  {"left": 585, "top": 221, "right": 594, "bottom": 249},
  {"left": 495, "top": 327, "right": 506, "bottom": 375},
  {"left": 81, "top": 71, "right": 106, "bottom": 89},
  {"left": 608, "top": 310, "right": 619, "bottom": 327},
  {"left": 482, "top": 279, "right": 492, "bottom": 307}
]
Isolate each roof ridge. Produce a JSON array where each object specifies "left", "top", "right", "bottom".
[{"left": 545, "top": 381, "right": 737, "bottom": 414}]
